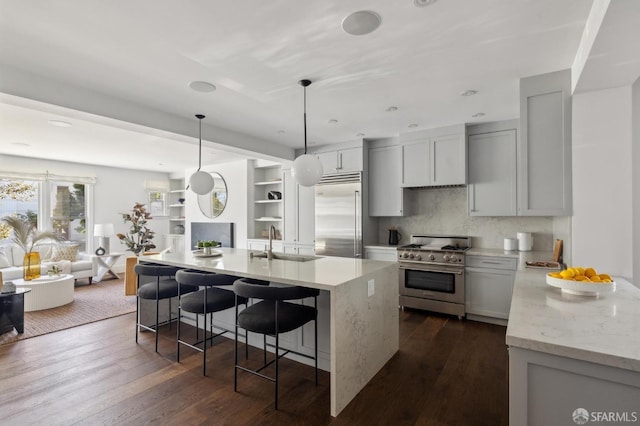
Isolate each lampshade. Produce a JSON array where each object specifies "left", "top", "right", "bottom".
[
  {"left": 292, "top": 154, "right": 324, "bottom": 187},
  {"left": 188, "top": 114, "right": 215, "bottom": 195},
  {"left": 189, "top": 170, "right": 214, "bottom": 195},
  {"left": 94, "top": 223, "right": 114, "bottom": 237},
  {"left": 293, "top": 79, "right": 323, "bottom": 187}
]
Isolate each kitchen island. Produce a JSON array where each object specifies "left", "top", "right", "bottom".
[
  {"left": 506, "top": 268, "right": 640, "bottom": 425},
  {"left": 143, "top": 248, "right": 399, "bottom": 417}
]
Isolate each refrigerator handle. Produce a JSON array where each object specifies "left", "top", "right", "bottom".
[{"left": 354, "top": 190, "right": 362, "bottom": 258}]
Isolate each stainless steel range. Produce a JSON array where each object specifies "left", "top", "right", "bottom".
[{"left": 398, "top": 234, "right": 471, "bottom": 319}]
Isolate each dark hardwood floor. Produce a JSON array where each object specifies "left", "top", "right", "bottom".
[{"left": 0, "top": 309, "right": 508, "bottom": 425}]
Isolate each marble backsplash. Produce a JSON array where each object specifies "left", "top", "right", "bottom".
[{"left": 377, "top": 187, "right": 556, "bottom": 251}]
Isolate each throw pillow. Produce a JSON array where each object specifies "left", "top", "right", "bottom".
[
  {"left": 51, "top": 244, "right": 79, "bottom": 262},
  {"left": 0, "top": 246, "right": 10, "bottom": 268}
]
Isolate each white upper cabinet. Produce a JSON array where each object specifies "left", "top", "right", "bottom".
[
  {"left": 401, "top": 141, "right": 429, "bottom": 187},
  {"left": 316, "top": 147, "right": 363, "bottom": 174},
  {"left": 467, "top": 122, "right": 518, "bottom": 216},
  {"left": 430, "top": 134, "right": 466, "bottom": 186},
  {"left": 400, "top": 126, "right": 466, "bottom": 188},
  {"left": 519, "top": 69, "right": 572, "bottom": 216},
  {"left": 369, "top": 145, "right": 407, "bottom": 217}
]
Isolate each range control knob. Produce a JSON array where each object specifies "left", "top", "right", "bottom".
[
  {"left": 409, "top": 253, "right": 415, "bottom": 259},
  {"left": 450, "top": 255, "right": 458, "bottom": 263},
  {"left": 443, "top": 254, "right": 450, "bottom": 262},
  {"left": 414, "top": 254, "right": 422, "bottom": 261},
  {"left": 402, "top": 252, "right": 410, "bottom": 259},
  {"left": 428, "top": 254, "right": 435, "bottom": 261}
]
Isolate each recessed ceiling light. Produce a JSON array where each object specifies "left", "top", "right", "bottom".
[
  {"left": 341, "top": 10, "right": 382, "bottom": 36},
  {"left": 328, "top": 119, "right": 338, "bottom": 124},
  {"left": 158, "top": 162, "right": 164, "bottom": 166},
  {"left": 47, "top": 120, "right": 72, "bottom": 127},
  {"left": 386, "top": 106, "right": 398, "bottom": 112},
  {"left": 11, "top": 142, "right": 31, "bottom": 147},
  {"left": 460, "top": 90, "right": 478, "bottom": 97},
  {"left": 414, "top": 0, "right": 438, "bottom": 7},
  {"left": 472, "top": 112, "right": 486, "bottom": 118},
  {"left": 408, "top": 124, "right": 419, "bottom": 128},
  {"left": 356, "top": 132, "right": 365, "bottom": 137},
  {"left": 277, "top": 130, "right": 286, "bottom": 134},
  {"left": 189, "top": 81, "right": 217, "bottom": 93}
]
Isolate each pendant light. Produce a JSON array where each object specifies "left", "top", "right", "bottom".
[
  {"left": 188, "top": 114, "right": 214, "bottom": 195},
  {"left": 292, "top": 79, "right": 323, "bottom": 187}
]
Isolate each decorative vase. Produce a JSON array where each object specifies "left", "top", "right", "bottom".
[{"left": 23, "top": 251, "right": 41, "bottom": 281}]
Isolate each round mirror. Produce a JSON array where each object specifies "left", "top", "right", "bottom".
[{"left": 197, "top": 172, "right": 228, "bottom": 218}]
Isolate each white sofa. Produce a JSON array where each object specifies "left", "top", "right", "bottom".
[{"left": 0, "top": 243, "right": 96, "bottom": 283}]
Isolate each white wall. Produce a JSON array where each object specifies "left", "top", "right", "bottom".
[
  {"left": 0, "top": 154, "right": 171, "bottom": 271},
  {"left": 571, "top": 86, "right": 633, "bottom": 279},
  {"left": 184, "top": 159, "right": 250, "bottom": 251}
]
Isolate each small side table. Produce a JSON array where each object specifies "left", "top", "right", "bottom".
[
  {"left": 93, "top": 252, "right": 123, "bottom": 283},
  {"left": 0, "top": 288, "right": 31, "bottom": 334}
]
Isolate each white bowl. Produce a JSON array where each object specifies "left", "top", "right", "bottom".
[{"left": 546, "top": 274, "right": 615, "bottom": 296}]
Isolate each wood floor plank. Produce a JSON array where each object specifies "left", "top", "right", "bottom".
[{"left": 0, "top": 309, "right": 509, "bottom": 425}]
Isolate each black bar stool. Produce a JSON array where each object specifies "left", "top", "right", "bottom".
[
  {"left": 175, "top": 270, "right": 246, "bottom": 376},
  {"left": 135, "top": 263, "right": 197, "bottom": 353},
  {"left": 233, "top": 278, "right": 319, "bottom": 410}
]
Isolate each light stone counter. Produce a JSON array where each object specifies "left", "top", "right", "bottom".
[
  {"left": 506, "top": 268, "right": 640, "bottom": 424},
  {"left": 507, "top": 268, "right": 640, "bottom": 371},
  {"left": 144, "top": 248, "right": 399, "bottom": 417}
]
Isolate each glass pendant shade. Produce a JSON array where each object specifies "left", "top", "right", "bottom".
[
  {"left": 292, "top": 154, "right": 323, "bottom": 187},
  {"left": 189, "top": 170, "right": 214, "bottom": 195}
]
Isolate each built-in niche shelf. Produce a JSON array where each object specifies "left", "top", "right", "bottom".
[{"left": 252, "top": 165, "right": 284, "bottom": 240}]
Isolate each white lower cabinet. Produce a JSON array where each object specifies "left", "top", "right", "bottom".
[{"left": 465, "top": 255, "right": 517, "bottom": 324}]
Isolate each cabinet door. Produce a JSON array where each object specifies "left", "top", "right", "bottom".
[
  {"left": 402, "top": 141, "right": 429, "bottom": 187},
  {"left": 431, "top": 134, "right": 465, "bottom": 185},
  {"left": 337, "top": 147, "right": 363, "bottom": 173},
  {"left": 364, "top": 247, "right": 398, "bottom": 261},
  {"left": 468, "top": 130, "right": 517, "bottom": 216},
  {"left": 283, "top": 169, "right": 315, "bottom": 244},
  {"left": 519, "top": 69, "right": 572, "bottom": 216},
  {"left": 369, "top": 145, "right": 405, "bottom": 216},
  {"left": 465, "top": 267, "right": 515, "bottom": 319},
  {"left": 316, "top": 151, "right": 337, "bottom": 174}
]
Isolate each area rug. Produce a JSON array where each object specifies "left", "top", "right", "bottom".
[{"left": 0, "top": 278, "right": 136, "bottom": 346}]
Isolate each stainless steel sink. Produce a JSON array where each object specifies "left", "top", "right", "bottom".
[{"left": 249, "top": 251, "right": 320, "bottom": 262}]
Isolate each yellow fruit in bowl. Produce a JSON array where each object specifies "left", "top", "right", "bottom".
[
  {"left": 584, "top": 267, "right": 597, "bottom": 278},
  {"left": 574, "top": 275, "right": 589, "bottom": 281},
  {"left": 599, "top": 273, "right": 612, "bottom": 281},
  {"left": 590, "top": 275, "right": 602, "bottom": 282},
  {"left": 549, "top": 272, "right": 563, "bottom": 279},
  {"left": 560, "top": 269, "right": 575, "bottom": 280}
]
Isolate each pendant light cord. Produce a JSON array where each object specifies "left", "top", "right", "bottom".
[
  {"left": 196, "top": 114, "right": 205, "bottom": 171},
  {"left": 303, "top": 85, "right": 308, "bottom": 154}
]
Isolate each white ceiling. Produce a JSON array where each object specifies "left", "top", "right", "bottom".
[{"left": 0, "top": 0, "right": 604, "bottom": 173}]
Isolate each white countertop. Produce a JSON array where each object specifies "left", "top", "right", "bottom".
[
  {"left": 143, "top": 248, "right": 397, "bottom": 291},
  {"left": 506, "top": 268, "right": 640, "bottom": 372}
]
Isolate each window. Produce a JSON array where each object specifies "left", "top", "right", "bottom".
[
  {"left": 0, "top": 179, "right": 39, "bottom": 240},
  {"left": 148, "top": 191, "right": 166, "bottom": 217},
  {"left": 50, "top": 181, "right": 87, "bottom": 251},
  {"left": 1, "top": 174, "right": 94, "bottom": 251}
]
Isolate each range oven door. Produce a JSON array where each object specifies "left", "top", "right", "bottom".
[{"left": 399, "top": 262, "right": 464, "bottom": 305}]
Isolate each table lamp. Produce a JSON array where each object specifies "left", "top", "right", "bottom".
[{"left": 94, "top": 223, "right": 115, "bottom": 255}]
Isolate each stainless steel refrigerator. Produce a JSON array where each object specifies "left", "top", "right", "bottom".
[{"left": 314, "top": 172, "right": 362, "bottom": 258}]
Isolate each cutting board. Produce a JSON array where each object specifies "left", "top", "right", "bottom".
[{"left": 553, "top": 239, "right": 563, "bottom": 263}]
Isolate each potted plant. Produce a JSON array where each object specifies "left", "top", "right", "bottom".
[
  {"left": 1, "top": 215, "right": 64, "bottom": 281},
  {"left": 116, "top": 202, "right": 156, "bottom": 255},
  {"left": 47, "top": 264, "right": 62, "bottom": 277}
]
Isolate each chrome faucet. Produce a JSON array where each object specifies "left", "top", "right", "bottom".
[{"left": 267, "top": 225, "right": 276, "bottom": 260}]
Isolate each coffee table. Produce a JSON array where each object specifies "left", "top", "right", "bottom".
[{"left": 13, "top": 274, "right": 74, "bottom": 312}]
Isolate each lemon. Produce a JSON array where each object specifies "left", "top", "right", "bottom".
[
  {"left": 575, "top": 267, "right": 585, "bottom": 276},
  {"left": 549, "top": 272, "right": 562, "bottom": 279},
  {"left": 560, "top": 269, "right": 575, "bottom": 280},
  {"left": 574, "top": 275, "right": 588, "bottom": 281},
  {"left": 590, "top": 275, "right": 602, "bottom": 282},
  {"left": 584, "top": 268, "right": 597, "bottom": 278},
  {"left": 599, "top": 273, "right": 612, "bottom": 281}
]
